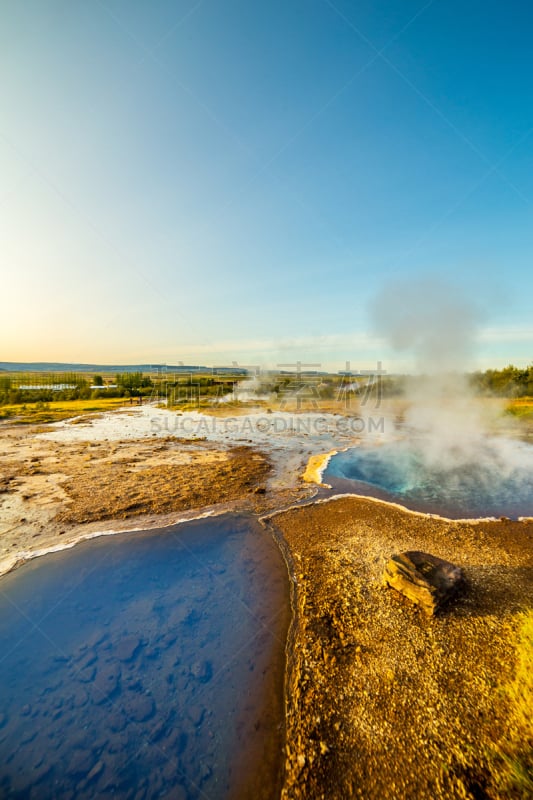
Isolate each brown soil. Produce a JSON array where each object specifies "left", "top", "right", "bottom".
[
  {"left": 54, "top": 442, "right": 269, "bottom": 524},
  {"left": 269, "top": 496, "right": 533, "bottom": 800},
  {"left": 0, "top": 425, "right": 297, "bottom": 576}
]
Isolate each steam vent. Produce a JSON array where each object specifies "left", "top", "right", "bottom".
[{"left": 383, "top": 551, "right": 465, "bottom": 615}]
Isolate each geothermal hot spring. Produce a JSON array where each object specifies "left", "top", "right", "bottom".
[
  {"left": 0, "top": 515, "right": 290, "bottom": 799},
  {"left": 325, "top": 435, "right": 533, "bottom": 519}
]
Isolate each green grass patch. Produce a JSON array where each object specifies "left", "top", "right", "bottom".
[
  {"left": 492, "top": 611, "right": 533, "bottom": 798},
  {"left": 0, "top": 398, "right": 129, "bottom": 425},
  {"left": 505, "top": 398, "right": 533, "bottom": 420}
]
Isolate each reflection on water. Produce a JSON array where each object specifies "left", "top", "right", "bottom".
[
  {"left": 325, "top": 440, "right": 533, "bottom": 519},
  {"left": 0, "top": 515, "right": 290, "bottom": 799}
]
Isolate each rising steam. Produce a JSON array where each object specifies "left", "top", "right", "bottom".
[
  {"left": 365, "top": 276, "right": 532, "bottom": 517},
  {"left": 370, "top": 276, "right": 482, "bottom": 374}
]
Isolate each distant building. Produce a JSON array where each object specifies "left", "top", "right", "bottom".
[{"left": 18, "top": 384, "right": 77, "bottom": 391}]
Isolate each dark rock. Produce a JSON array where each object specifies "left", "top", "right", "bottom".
[
  {"left": 77, "top": 664, "right": 96, "bottom": 683},
  {"left": 208, "top": 562, "right": 226, "bottom": 575},
  {"left": 107, "top": 730, "right": 130, "bottom": 755},
  {"left": 169, "top": 603, "right": 193, "bottom": 627},
  {"left": 145, "top": 645, "right": 160, "bottom": 660},
  {"left": 108, "top": 709, "right": 127, "bottom": 732},
  {"left": 68, "top": 730, "right": 92, "bottom": 751},
  {"left": 187, "top": 705, "right": 205, "bottom": 727},
  {"left": 132, "top": 785, "right": 149, "bottom": 800},
  {"left": 31, "top": 760, "right": 53, "bottom": 785},
  {"left": 87, "top": 631, "right": 109, "bottom": 650},
  {"left": 383, "top": 551, "right": 465, "bottom": 615},
  {"left": 158, "top": 632, "right": 177, "bottom": 650},
  {"left": 190, "top": 660, "right": 212, "bottom": 683},
  {"left": 79, "top": 651, "right": 97, "bottom": 669},
  {"left": 92, "top": 662, "right": 121, "bottom": 704},
  {"left": 20, "top": 729, "right": 37, "bottom": 745},
  {"left": 42, "top": 673, "right": 63, "bottom": 692},
  {"left": 124, "top": 675, "right": 142, "bottom": 692},
  {"left": 115, "top": 636, "right": 141, "bottom": 662},
  {"left": 148, "top": 718, "right": 168, "bottom": 742},
  {"left": 126, "top": 692, "right": 155, "bottom": 722},
  {"left": 70, "top": 687, "right": 89, "bottom": 708},
  {"left": 86, "top": 759, "right": 104, "bottom": 783},
  {"left": 91, "top": 733, "right": 109, "bottom": 753},
  {"left": 67, "top": 747, "right": 95, "bottom": 777},
  {"left": 164, "top": 729, "right": 188, "bottom": 756}
]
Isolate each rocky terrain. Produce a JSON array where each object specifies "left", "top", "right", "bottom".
[
  {"left": 1, "top": 404, "right": 531, "bottom": 798},
  {"left": 269, "top": 496, "right": 533, "bottom": 799},
  {"left": 0, "top": 410, "right": 310, "bottom": 578}
]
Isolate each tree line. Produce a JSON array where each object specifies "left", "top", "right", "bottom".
[
  {"left": 0, "top": 365, "right": 530, "bottom": 406},
  {"left": 0, "top": 372, "right": 154, "bottom": 405},
  {"left": 469, "top": 364, "right": 532, "bottom": 397}
]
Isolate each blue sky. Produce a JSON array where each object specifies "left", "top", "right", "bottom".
[{"left": 1, "top": 0, "right": 532, "bottom": 370}]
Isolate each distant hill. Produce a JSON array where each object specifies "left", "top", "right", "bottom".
[{"left": 0, "top": 362, "right": 247, "bottom": 375}]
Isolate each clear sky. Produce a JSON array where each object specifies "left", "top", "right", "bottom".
[{"left": 1, "top": 0, "right": 532, "bottom": 371}]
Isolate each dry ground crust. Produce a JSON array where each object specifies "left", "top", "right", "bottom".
[
  {"left": 53, "top": 442, "right": 269, "bottom": 524},
  {"left": 271, "top": 496, "right": 533, "bottom": 800},
  {"left": 0, "top": 428, "right": 281, "bottom": 568}
]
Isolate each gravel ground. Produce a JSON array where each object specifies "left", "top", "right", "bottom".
[
  {"left": 0, "top": 421, "right": 293, "bottom": 578},
  {"left": 269, "top": 496, "right": 533, "bottom": 800},
  {"left": 2, "top": 406, "right": 531, "bottom": 798}
]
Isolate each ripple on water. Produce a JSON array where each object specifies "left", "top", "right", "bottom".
[{"left": 0, "top": 515, "right": 290, "bottom": 799}]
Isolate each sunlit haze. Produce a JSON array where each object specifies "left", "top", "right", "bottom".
[{"left": 1, "top": 0, "right": 532, "bottom": 371}]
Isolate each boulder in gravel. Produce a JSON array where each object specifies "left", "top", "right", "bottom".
[
  {"left": 383, "top": 551, "right": 465, "bottom": 615},
  {"left": 114, "top": 635, "right": 141, "bottom": 662}
]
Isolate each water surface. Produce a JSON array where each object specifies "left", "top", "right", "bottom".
[
  {"left": 0, "top": 515, "right": 290, "bottom": 799},
  {"left": 325, "top": 439, "right": 533, "bottom": 519}
]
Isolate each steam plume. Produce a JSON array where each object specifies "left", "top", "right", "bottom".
[
  {"left": 366, "top": 276, "right": 531, "bottom": 516},
  {"left": 370, "top": 275, "right": 481, "bottom": 374}
]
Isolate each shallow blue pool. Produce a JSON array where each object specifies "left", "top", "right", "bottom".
[
  {"left": 325, "top": 438, "right": 533, "bottom": 519},
  {"left": 0, "top": 515, "right": 289, "bottom": 799}
]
